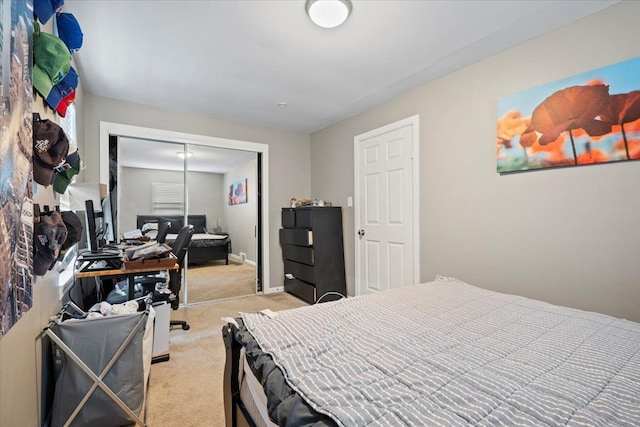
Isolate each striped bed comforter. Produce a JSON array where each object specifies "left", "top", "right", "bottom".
[
  {"left": 241, "top": 276, "right": 640, "bottom": 426},
  {"left": 166, "top": 233, "right": 229, "bottom": 248}
]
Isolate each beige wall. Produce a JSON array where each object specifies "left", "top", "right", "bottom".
[
  {"left": 311, "top": 1, "right": 640, "bottom": 322},
  {"left": 0, "top": 21, "right": 87, "bottom": 425},
  {"left": 223, "top": 158, "right": 258, "bottom": 263},
  {"left": 119, "top": 166, "right": 225, "bottom": 234},
  {"left": 82, "top": 94, "right": 311, "bottom": 291}
]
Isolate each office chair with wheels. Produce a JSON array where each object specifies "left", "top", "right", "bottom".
[
  {"left": 105, "top": 225, "right": 194, "bottom": 315},
  {"left": 165, "top": 224, "right": 194, "bottom": 330},
  {"left": 155, "top": 221, "right": 171, "bottom": 244}
]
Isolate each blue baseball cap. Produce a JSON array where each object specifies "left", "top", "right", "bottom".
[
  {"left": 45, "top": 66, "right": 78, "bottom": 112},
  {"left": 56, "top": 12, "right": 83, "bottom": 54},
  {"left": 34, "top": 0, "right": 64, "bottom": 24}
]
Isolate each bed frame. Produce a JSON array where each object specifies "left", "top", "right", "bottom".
[
  {"left": 222, "top": 323, "right": 255, "bottom": 427},
  {"left": 136, "top": 214, "right": 230, "bottom": 265}
]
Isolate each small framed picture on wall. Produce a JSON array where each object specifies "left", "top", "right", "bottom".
[{"left": 228, "top": 178, "right": 247, "bottom": 205}]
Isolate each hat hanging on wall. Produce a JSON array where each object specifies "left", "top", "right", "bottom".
[
  {"left": 33, "top": 211, "right": 68, "bottom": 276},
  {"left": 33, "top": 23, "right": 72, "bottom": 100},
  {"left": 59, "top": 211, "right": 83, "bottom": 254},
  {"left": 33, "top": 118, "right": 70, "bottom": 186},
  {"left": 56, "top": 12, "right": 83, "bottom": 54},
  {"left": 52, "top": 149, "right": 81, "bottom": 194},
  {"left": 34, "top": 0, "right": 64, "bottom": 24},
  {"left": 45, "top": 66, "right": 78, "bottom": 116},
  {"left": 54, "top": 90, "right": 76, "bottom": 117}
]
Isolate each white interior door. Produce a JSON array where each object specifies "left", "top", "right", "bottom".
[{"left": 355, "top": 116, "right": 419, "bottom": 295}]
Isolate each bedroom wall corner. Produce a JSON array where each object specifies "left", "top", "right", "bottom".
[{"left": 310, "top": 0, "right": 640, "bottom": 322}]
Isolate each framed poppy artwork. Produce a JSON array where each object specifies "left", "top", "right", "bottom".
[
  {"left": 228, "top": 178, "right": 247, "bottom": 205},
  {"left": 497, "top": 56, "right": 640, "bottom": 173}
]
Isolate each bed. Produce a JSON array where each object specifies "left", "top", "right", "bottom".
[
  {"left": 222, "top": 276, "right": 640, "bottom": 427},
  {"left": 136, "top": 214, "right": 231, "bottom": 265}
]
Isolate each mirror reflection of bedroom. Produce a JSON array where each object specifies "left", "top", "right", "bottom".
[{"left": 116, "top": 138, "right": 258, "bottom": 304}]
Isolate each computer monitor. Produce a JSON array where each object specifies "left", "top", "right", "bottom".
[
  {"left": 85, "top": 199, "right": 100, "bottom": 251},
  {"left": 85, "top": 196, "right": 118, "bottom": 251},
  {"left": 101, "top": 194, "right": 116, "bottom": 243}
]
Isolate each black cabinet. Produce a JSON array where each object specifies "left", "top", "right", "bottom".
[{"left": 280, "top": 207, "right": 346, "bottom": 304}]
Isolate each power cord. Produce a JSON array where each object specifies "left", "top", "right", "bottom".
[{"left": 315, "top": 291, "right": 346, "bottom": 304}]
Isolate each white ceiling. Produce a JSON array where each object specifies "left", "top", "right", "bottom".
[
  {"left": 64, "top": 0, "right": 617, "bottom": 136},
  {"left": 118, "top": 137, "right": 256, "bottom": 174}
]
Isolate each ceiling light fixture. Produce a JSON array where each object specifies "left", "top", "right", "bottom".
[
  {"left": 305, "top": 0, "right": 352, "bottom": 29},
  {"left": 177, "top": 151, "right": 193, "bottom": 159}
]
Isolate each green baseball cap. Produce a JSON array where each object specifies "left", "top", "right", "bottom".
[
  {"left": 33, "top": 23, "right": 72, "bottom": 98},
  {"left": 53, "top": 150, "right": 81, "bottom": 194}
]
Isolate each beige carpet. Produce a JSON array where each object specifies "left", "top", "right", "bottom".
[
  {"left": 181, "top": 260, "right": 256, "bottom": 304},
  {"left": 145, "top": 292, "right": 307, "bottom": 427}
]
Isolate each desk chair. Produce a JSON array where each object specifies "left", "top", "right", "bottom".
[
  {"left": 166, "top": 225, "right": 194, "bottom": 330},
  {"left": 155, "top": 221, "right": 171, "bottom": 244},
  {"left": 105, "top": 225, "right": 194, "bottom": 325}
]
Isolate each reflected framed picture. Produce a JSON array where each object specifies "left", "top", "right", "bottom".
[{"left": 228, "top": 178, "right": 247, "bottom": 205}]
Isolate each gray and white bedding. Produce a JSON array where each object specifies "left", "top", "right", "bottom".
[
  {"left": 165, "top": 232, "right": 229, "bottom": 248},
  {"left": 240, "top": 276, "right": 640, "bottom": 426}
]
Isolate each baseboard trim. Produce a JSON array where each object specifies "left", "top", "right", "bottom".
[{"left": 229, "top": 253, "right": 256, "bottom": 266}]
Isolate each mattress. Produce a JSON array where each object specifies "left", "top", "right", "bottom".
[
  {"left": 238, "top": 276, "right": 640, "bottom": 426},
  {"left": 239, "top": 348, "right": 278, "bottom": 427},
  {"left": 165, "top": 233, "right": 228, "bottom": 248},
  {"left": 233, "top": 317, "right": 336, "bottom": 426}
]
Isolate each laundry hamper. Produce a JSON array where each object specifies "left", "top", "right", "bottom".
[{"left": 45, "top": 297, "right": 155, "bottom": 427}]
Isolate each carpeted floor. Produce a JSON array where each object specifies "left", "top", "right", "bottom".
[
  {"left": 181, "top": 260, "right": 256, "bottom": 304},
  {"left": 145, "top": 292, "right": 307, "bottom": 427}
]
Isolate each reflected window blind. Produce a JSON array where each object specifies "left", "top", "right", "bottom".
[{"left": 152, "top": 183, "right": 184, "bottom": 215}]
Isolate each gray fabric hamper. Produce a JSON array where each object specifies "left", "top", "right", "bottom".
[{"left": 48, "top": 304, "right": 151, "bottom": 427}]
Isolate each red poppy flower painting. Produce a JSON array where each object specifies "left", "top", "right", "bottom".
[{"left": 497, "top": 56, "right": 640, "bottom": 173}]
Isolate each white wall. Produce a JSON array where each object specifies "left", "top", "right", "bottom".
[
  {"left": 310, "top": 1, "right": 640, "bottom": 322},
  {"left": 119, "top": 166, "right": 224, "bottom": 233},
  {"left": 223, "top": 158, "right": 258, "bottom": 262}
]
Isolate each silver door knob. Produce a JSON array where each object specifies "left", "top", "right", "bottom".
[{"left": 357, "top": 229, "right": 365, "bottom": 237}]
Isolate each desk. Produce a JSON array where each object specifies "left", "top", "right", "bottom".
[
  {"left": 75, "top": 261, "right": 179, "bottom": 364},
  {"left": 75, "top": 263, "right": 179, "bottom": 301}
]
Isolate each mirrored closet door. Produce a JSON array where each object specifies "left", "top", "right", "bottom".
[
  {"left": 115, "top": 137, "right": 258, "bottom": 305},
  {"left": 182, "top": 143, "right": 258, "bottom": 304}
]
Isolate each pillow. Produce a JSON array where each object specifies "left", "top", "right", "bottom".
[{"left": 141, "top": 222, "right": 158, "bottom": 232}]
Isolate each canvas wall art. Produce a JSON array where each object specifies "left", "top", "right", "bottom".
[
  {"left": 228, "top": 178, "right": 247, "bottom": 205},
  {"left": 0, "top": 0, "right": 34, "bottom": 339},
  {"left": 497, "top": 56, "right": 640, "bottom": 173}
]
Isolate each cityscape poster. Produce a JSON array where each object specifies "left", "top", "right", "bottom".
[{"left": 0, "top": 0, "right": 34, "bottom": 339}]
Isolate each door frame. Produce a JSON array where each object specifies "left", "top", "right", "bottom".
[
  {"left": 353, "top": 115, "right": 420, "bottom": 296},
  {"left": 99, "top": 121, "right": 270, "bottom": 294}
]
